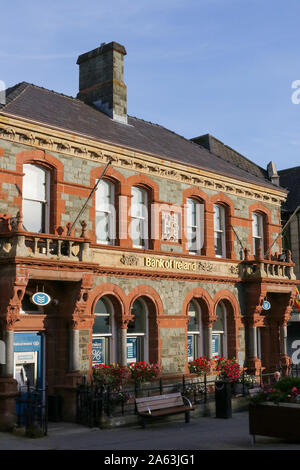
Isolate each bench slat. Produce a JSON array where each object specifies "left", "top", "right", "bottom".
[
  {"left": 136, "top": 392, "right": 182, "bottom": 404},
  {"left": 137, "top": 397, "right": 183, "bottom": 413},
  {"left": 135, "top": 392, "right": 194, "bottom": 428},
  {"left": 139, "top": 405, "right": 194, "bottom": 417}
]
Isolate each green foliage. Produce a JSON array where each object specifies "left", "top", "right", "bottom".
[
  {"left": 272, "top": 377, "right": 300, "bottom": 392},
  {"left": 250, "top": 376, "right": 300, "bottom": 405}
]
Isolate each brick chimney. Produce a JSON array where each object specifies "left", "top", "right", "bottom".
[{"left": 76, "top": 42, "right": 127, "bottom": 124}]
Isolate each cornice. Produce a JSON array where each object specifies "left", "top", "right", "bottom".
[
  {"left": 96, "top": 266, "right": 241, "bottom": 283},
  {"left": 0, "top": 113, "right": 286, "bottom": 206}
]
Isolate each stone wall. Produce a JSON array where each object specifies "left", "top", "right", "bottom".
[{"left": 0, "top": 139, "right": 282, "bottom": 257}]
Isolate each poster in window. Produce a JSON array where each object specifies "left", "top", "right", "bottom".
[
  {"left": 188, "top": 335, "right": 193, "bottom": 362},
  {"left": 127, "top": 337, "right": 137, "bottom": 363},
  {"left": 212, "top": 334, "right": 220, "bottom": 358},
  {"left": 92, "top": 338, "right": 105, "bottom": 365}
]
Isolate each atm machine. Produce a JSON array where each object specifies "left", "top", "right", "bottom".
[
  {"left": 13, "top": 332, "right": 43, "bottom": 390},
  {"left": 14, "top": 351, "right": 38, "bottom": 391}
]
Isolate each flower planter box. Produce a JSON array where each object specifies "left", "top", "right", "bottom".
[{"left": 249, "top": 402, "right": 300, "bottom": 442}]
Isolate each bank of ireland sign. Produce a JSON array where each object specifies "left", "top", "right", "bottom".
[{"left": 31, "top": 292, "right": 51, "bottom": 306}]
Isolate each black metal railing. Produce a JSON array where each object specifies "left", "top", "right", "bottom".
[
  {"left": 16, "top": 382, "right": 48, "bottom": 436},
  {"left": 259, "top": 364, "right": 300, "bottom": 387},
  {"left": 76, "top": 373, "right": 251, "bottom": 427}
]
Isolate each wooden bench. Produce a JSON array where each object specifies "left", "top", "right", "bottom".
[{"left": 136, "top": 392, "right": 194, "bottom": 428}]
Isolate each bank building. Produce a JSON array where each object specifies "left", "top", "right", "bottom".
[{"left": 0, "top": 41, "right": 297, "bottom": 427}]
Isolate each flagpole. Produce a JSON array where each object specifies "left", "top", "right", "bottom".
[
  {"left": 265, "top": 205, "right": 300, "bottom": 259},
  {"left": 67, "top": 158, "right": 113, "bottom": 236}
]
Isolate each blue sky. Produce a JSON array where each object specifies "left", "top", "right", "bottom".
[{"left": 1, "top": 0, "right": 300, "bottom": 170}]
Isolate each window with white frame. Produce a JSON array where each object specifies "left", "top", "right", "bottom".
[
  {"left": 22, "top": 164, "right": 50, "bottom": 233},
  {"left": 252, "top": 212, "right": 264, "bottom": 256},
  {"left": 214, "top": 204, "right": 226, "bottom": 258},
  {"left": 131, "top": 186, "right": 148, "bottom": 249},
  {"left": 187, "top": 300, "right": 203, "bottom": 361},
  {"left": 96, "top": 179, "right": 115, "bottom": 244},
  {"left": 212, "top": 302, "right": 227, "bottom": 358},
  {"left": 92, "top": 297, "right": 114, "bottom": 366},
  {"left": 127, "top": 298, "right": 148, "bottom": 363},
  {"left": 186, "top": 198, "right": 204, "bottom": 254}
]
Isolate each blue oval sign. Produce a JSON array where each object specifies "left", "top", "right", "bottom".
[
  {"left": 31, "top": 292, "right": 51, "bottom": 306},
  {"left": 262, "top": 300, "right": 271, "bottom": 311}
]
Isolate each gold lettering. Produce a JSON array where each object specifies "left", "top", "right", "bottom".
[{"left": 144, "top": 257, "right": 198, "bottom": 271}]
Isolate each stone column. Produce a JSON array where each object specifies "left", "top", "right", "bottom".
[
  {"left": 118, "top": 327, "right": 127, "bottom": 367},
  {"left": 57, "top": 324, "right": 82, "bottom": 422},
  {"left": 245, "top": 324, "right": 261, "bottom": 376},
  {"left": 280, "top": 325, "right": 288, "bottom": 356},
  {"left": 69, "top": 328, "right": 80, "bottom": 371},
  {"left": 249, "top": 326, "right": 258, "bottom": 358},
  {"left": 280, "top": 324, "right": 291, "bottom": 376},
  {"left": 0, "top": 327, "right": 18, "bottom": 431},
  {"left": 203, "top": 326, "right": 212, "bottom": 360},
  {"left": 0, "top": 327, "right": 16, "bottom": 378}
]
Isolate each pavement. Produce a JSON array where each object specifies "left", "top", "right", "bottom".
[{"left": 0, "top": 411, "right": 300, "bottom": 450}]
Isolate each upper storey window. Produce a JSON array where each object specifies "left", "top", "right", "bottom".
[
  {"left": 187, "top": 198, "right": 204, "bottom": 254},
  {"left": 96, "top": 180, "right": 115, "bottom": 244},
  {"left": 22, "top": 164, "right": 49, "bottom": 233},
  {"left": 131, "top": 186, "right": 148, "bottom": 249},
  {"left": 252, "top": 212, "right": 264, "bottom": 256},
  {"left": 214, "top": 204, "right": 226, "bottom": 258}
]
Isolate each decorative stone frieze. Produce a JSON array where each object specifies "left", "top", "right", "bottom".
[
  {"left": 0, "top": 116, "right": 286, "bottom": 206},
  {"left": 120, "top": 254, "right": 139, "bottom": 266}
]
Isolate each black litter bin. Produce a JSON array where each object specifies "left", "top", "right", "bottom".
[
  {"left": 215, "top": 381, "right": 232, "bottom": 419},
  {"left": 48, "top": 395, "right": 63, "bottom": 422}
]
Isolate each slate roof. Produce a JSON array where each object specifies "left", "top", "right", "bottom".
[
  {"left": 192, "top": 134, "right": 268, "bottom": 181},
  {"left": 279, "top": 167, "right": 300, "bottom": 212},
  {"left": 0, "top": 81, "right": 283, "bottom": 191}
]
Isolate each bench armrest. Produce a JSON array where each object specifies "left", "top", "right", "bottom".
[{"left": 182, "top": 395, "right": 193, "bottom": 408}]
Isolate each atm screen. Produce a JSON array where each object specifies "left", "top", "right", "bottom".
[{"left": 15, "top": 363, "right": 36, "bottom": 388}]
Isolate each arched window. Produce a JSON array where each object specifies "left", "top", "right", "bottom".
[
  {"left": 214, "top": 204, "right": 226, "bottom": 258},
  {"left": 186, "top": 198, "right": 204, "bottom": 254},
  {"left": 187, "top": 300, "right": 203, "bottom": 361},
  {"left": 92, "top": 297, "right": 115, "bottom": 365},
  {"left": 252, "top": 212, "right": 264, "bottom": 256},
  {"left": 95, "top": 179, "right": 115, "bottom": 244},
  {"left": 22, "top": 164, "right": 50, "bottom": 233},
  {"left": 212, "top": 302, "right": 227, "bottom": 358},
  {"left": 131, "top": 186, "right": 148, "bottom": 249},
  {"left": 127, "top": 298, "right": 148, "bottom": 363}
]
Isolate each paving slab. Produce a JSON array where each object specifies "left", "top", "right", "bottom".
[{"left": 0, "top": 412, "right": 299, "bottom": 450}]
